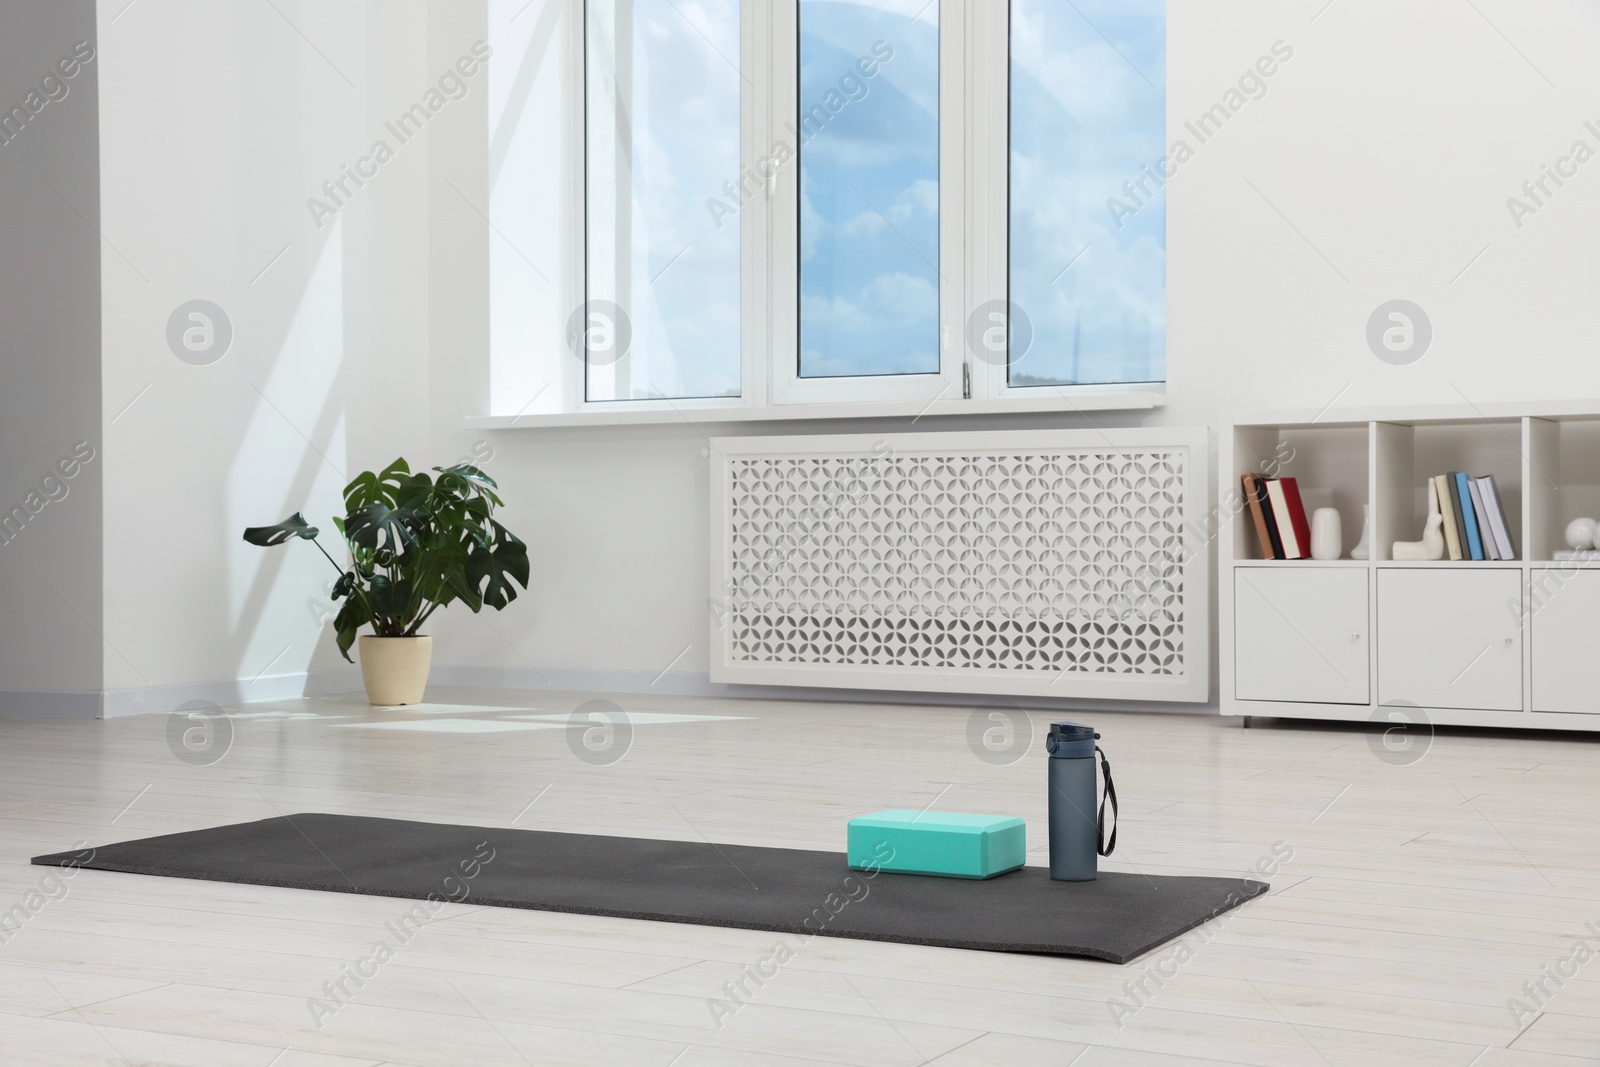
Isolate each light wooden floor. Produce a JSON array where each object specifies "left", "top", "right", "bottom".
[{"left": 2, "top": 688, "right": 1599, "bottom": 1066}]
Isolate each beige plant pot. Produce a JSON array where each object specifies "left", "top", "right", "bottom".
[{"left": 359, "top": 636, "right": 433, "bottom": 706}]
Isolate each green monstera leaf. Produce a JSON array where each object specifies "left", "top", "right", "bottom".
[
  {"left": 332, "top": 595, "right": 372, "bottom": 662},
  {"left": 394, "top": 470, "right": 435, "bottom": 512},
  {"left": 417, "top": 535, "right": 479, "bottom": 613},
  {"left": 466, "top": 522, "right": 530, "bottom": 610},
  {"left": 242, "top": 513, "right": 320, "bottom": 547},
  {"left": 343, "top": 457, "right": 411, "bottom": 513},
  {"left": 435, "top": 464, "right": 503, "bottom": 507},
  {"left": 330, "top": 571, "right": 360, "bottom": 600},
  {"left": 366, "top": 573, "right": 415, "bottom": 620},
  {"left": 343, "top": 502, "right": 420, "bottom": 552}
]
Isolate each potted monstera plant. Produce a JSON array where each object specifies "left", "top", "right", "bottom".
[{"left": 244, "top": 459, "right": 528, "bottom": 705}]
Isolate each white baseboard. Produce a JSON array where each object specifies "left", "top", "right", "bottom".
[
  {"left": 98, "top": 668, "right": 363, "bottom": 719},
  {"left": 426, "top": 664, "right": 1222, "bottom": 716}
]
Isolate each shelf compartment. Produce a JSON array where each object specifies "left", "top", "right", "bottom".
[
  {"left": 1229, "top": 423, "right": 1368, "bottom": 562},
  {"left": 1373, "top": 420, "right": 1522, "bottom": 563},
  {"left": 1526, "top": 416, "right": 1600, "bottom": 562}
]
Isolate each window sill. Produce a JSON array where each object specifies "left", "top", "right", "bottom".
[{"left": 467, "top": 388, "right": 1165, "bottom": 430}]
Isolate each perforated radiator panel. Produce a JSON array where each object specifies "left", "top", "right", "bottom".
[{"left": 709, "top": 429, "right": 1210, "bottom": 702}]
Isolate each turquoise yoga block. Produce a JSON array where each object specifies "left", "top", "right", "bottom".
[{"left": 847, "top": 810, "right": 1026, "bottom": 880}]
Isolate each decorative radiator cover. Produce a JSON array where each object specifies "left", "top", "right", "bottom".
[{"left": 709, "top": 428, "right": 1210, "bottom": 702}]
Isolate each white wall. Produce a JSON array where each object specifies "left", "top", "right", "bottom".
[
  {"left": 447, "top": 0, "right": 1600, "bottom": 709},
  {"left": 65, "top": 0, "right": 1600, "bottom": 715},
  {"left": 96, "top": 1, "right": 454, "bottom": 714},
  {"left": 0, "top": 1, "right": 103, "bottom": 715},
  {"left": 1165, "top": 0, "right": 1600, "bottom": 413}
]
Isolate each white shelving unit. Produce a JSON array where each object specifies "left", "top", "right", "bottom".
[{"left": 1222, "top": 401, "right": 1600, "bottom": 730}]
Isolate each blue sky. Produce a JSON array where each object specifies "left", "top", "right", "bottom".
[
  {"left": 1012, "top": 0, "right": 1166, "bottom": 386},
  {"left": 799, "top": 0, "right": 940, "bottom": 379},
  {"left": 587, "top": 0, "right": 743, "bottom": 400}
]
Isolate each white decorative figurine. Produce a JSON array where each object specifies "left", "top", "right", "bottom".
[
  {"left": 1393, "top": 481, "right": 1445, "bottom": 561},
  {"left": 1350, "top": 504, "right": 1371, "bottom": 560},
  {"left": 1565, "top": 517, "right": 1598, "bottom": 551}
]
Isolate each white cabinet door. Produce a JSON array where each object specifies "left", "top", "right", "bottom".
[
  {"left": 1235, "top": 568, "right": 1369, "bottom": 704},
  {"left": 1532, "top": 569, "right": 1600, "bottom": 713},
  {"left": 1378, "top": 569, "right": 1523, "bottom": 712}
]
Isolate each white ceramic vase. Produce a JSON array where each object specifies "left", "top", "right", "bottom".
[
  {"left": 359, "top": 636, "right": 433, "bottom": 705},
  {"left": 1310, "top": 508, "right": 1343, "bottom": 560}
]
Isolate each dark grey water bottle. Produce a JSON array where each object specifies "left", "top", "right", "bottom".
[{"left": 1046, "top": 721, "right": 1108, "bottom": 881}]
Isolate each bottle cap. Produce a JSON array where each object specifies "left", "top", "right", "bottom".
[{"left": 1045, "top": 721, "right": 1098, "bottom": 758}]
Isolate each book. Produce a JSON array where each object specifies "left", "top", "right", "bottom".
[
  {"left": 1466, "top": 477, "right": 1498, "bottom": 559},
  {"left": 1241, "top": 475, "right": 1277, "bottom": 560},
  {"left": 1277, "top": 478, "right": 1314, "bottom": 559},
  {"left": 1445, "top": 473, "right": 1469, "bottom": 560},
  {"left": 1554, "top": 550, "right": 1600, "bottom": 561},
  {"left": 1477, "top": 475, "right": 1516, "bottom": 560},
  {"left": 1251, "top": 475, "right": 1285, "bottom": 559},
  {"left": 1435, "top": 474, "right": 1463, "bottom": 561},
  {"left": 1454, "top": 472, "right": 1484, "bottom": 560},
  {"left": 1265, "top": 479, "right": 1310, "bottom": 559}
]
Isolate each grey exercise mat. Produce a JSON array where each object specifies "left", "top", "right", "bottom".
[{"left": 33, "top": 814, "right": 1267, "bottom": 964}]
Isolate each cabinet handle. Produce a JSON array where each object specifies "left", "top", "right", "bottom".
[
  {"left": 1351, "top": 633, "right": 1361, "bottom": 641},
  {"left": 1504, "top": 637, "right": 1514, "bottom": 646}
]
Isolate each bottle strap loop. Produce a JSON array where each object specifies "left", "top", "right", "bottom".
[{"left": 1095, "top": 744, "right": 1117, "bottom": 857}]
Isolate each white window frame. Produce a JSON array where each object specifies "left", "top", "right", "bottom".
[
  {"left": 768, "top": 0, "right": 962, "bottom": 407},
  {"left": 966, "top": 0, "right": 1015, "bottom": 404},
  {"left": 529, "top": 0, "right": 1164, "bottom": 425},
  {"left": 966, "top": 1, "right": 1165, "bottom": 407},
  {"left": 570, "top": 0, "right": 766, "bottom": 416}
]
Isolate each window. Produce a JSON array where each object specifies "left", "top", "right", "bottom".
[
  {"left": 544, "top": 0, "right": 1167, "bottom": 418},
  {"left": 798, "top": 1, "right": 939, "bottom": 381},
  {"left": 1009, "top": 0, "right": 1165, "bottom": 387},
  {"left": 584, "top": 0, "right": 742, "bottom": 401}
]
